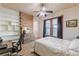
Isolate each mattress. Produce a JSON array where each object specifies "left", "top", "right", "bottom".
[{"left": 34, "top": 37, "right": 77, "bottom": 56}]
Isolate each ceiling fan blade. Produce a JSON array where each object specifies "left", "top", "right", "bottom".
[
  {"left": 34, "top": 11, "right": 53, "bottom": 13},
  {"left": 36, "top": 13, "right": 40, "bottom": 17},
  {"left": 45, "top": 11, "right": 53, "bottom": 13}
]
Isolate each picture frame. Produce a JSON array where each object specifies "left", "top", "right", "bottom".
[{"left": 66, "top": 19, "right": 78, "bottom": 27}]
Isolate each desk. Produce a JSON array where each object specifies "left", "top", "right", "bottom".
[
  {"left": 0, "top": 44, "right": 11, "bottom": 55},
  {"left": 0, "top": 39, "right": 18, "bottom": 55},
  {"left": 3, "top": 39, "right": 18, "bottom": 48},
  {"left": 0, "top": 44, "right": 7, "bottom": 50}
]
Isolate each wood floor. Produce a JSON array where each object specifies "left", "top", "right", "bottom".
[{"left": 18, "top": 39, "right": 38, "bottom": 56}]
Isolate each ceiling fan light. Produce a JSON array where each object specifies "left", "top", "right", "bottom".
[
  {"left": 42, "top": 6, "right": 45, "bottom": 11},
  {"left": 40, "top": 11, "right": 45, "bottom": 16}
]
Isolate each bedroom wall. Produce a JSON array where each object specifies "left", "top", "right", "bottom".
[
  {"left": 33, "top": 17, "right": 44, "bottom": 39},
  {"left": 20, "top": 12, "right": 33, "bottom": 33},
  {"left": 52, "top": 6, "right": 79, "bottom": 40},
  {"left": 0, "top": 6, "right": 20, "bottom": 41},
  {"left": 33, "top": 5, "right": 79, "bottom": 40}
]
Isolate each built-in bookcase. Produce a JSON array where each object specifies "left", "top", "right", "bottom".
[{"left": 0, "top": 8, "right": 20, "bottom": 41}]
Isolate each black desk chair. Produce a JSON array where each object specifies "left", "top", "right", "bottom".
[
  {"left": 11, "top": 31, "right": 25, "bottom": 55},
  {"left": 77, "top": 36, "right": 79, "bottom": 39}
]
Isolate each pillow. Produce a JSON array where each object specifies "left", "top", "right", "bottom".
[{"left": 69, "top": 39, "right": 79, "bottom": 52}]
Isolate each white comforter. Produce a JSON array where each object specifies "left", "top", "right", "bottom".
[{"left": 34, "top": 37, "right": 79, "bottom": 56}]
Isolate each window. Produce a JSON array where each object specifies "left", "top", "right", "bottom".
[
  {"left": 45, "top": 20, "right": 50, "bottom": 35},
  {"left": 52, "top": 18, "right": 58, "bottom": 37},
  {"left": 44, "top": 20, "right": 51, "bottom": 36},
  {"left": 43, "top": 16, "right": 63, "bottom": 39}
]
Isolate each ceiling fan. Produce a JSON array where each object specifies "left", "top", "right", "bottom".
[{"left": 34, "top": 4, "right": 53, "bottom": 17}]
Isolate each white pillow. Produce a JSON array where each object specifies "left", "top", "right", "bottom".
[{"left": 69, "top": 39, "right": 79, "bottom": 52}]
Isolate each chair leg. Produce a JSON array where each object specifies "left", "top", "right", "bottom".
[
  {"left": 9, "top": 49, "right": 12, "bottom": 56},
  {"left": 9, "top": 52, "right": 12, "bottom": 56}
]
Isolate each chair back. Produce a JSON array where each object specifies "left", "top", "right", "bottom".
[
  {"left": 0, "top": 37, "right": 3, "bottom": 44},
  {"left": 17, "top": 31, "right": 25, "bottom": 52}
]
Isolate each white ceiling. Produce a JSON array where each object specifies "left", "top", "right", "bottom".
[{"left": 1, "top": 3, "right": 79, "bottom": 15}]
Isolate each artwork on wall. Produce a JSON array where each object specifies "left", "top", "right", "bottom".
[{"left": 66, "top": 19, "right": 78, "bottom": 27}]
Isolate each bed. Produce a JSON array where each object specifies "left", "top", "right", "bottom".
[{"left": 34, "top": 37, "right": 79, "bottom": 56}]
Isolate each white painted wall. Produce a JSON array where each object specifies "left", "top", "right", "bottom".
[
  {"left": 33, "top": 17, "right": 44, "bottom": 38},
  {"left": 53, "top": 6, "right": 79, "bottom": 40},
  {"left": 33, "top": 6, "right": 79, "bottom": 40},
  {"left": 33, "top": 17, "right": 39, "bottom": 38}
]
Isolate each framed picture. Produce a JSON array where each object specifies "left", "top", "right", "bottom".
[{"left": 66, "top": 19, "right": 78, "bottom": 27}]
